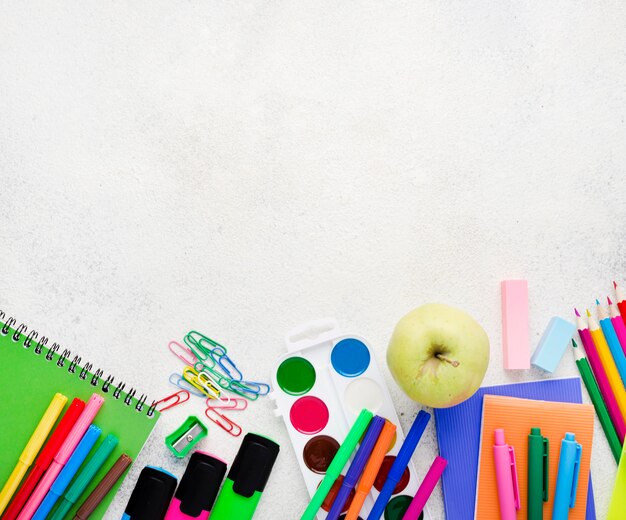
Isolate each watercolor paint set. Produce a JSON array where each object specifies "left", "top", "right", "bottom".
[{"left": 270, "top": 319, "right": 431, "bottom": 520}]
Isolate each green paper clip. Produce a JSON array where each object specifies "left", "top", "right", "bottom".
[{"left": 165, "top": 416, "right": 207, "bottom": 458}]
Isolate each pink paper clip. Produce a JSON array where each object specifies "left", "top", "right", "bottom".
[
  {"left": 205, "top": 396, "right": 248, "bottom": 411},
  {"left": 169, "top": 340, "right": 197, "bottom": 365},
  {"left": 154, "top": 390, "right": 190, "bottom": 412},
  {"left": 204, "top": 407, "right": 242, "bottom": 437}
]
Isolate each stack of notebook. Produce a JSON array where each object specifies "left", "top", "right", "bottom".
[{"left": 434, "top": 378, "right": 597, "bottom": 520}]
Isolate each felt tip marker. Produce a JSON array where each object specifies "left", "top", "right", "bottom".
[
  {"left": 327, "top": 416, "right": 385, "bottom": 520},
  {"left": 50, "top": 433, "right": 119, "bottom": 520},
  {"left": 493, "top": 429, "right": 520, "bottom": 520},
  {"left": 3, "top": 397, "right": 86, "bottom": 520},
  {"left": 211, "top": 433, "right": 280, "bottom": 520},
  {"left": 401, "top": 456, "right": 447, "bottom": 520},
  {"left": 18, "top": 393, "right": 104, "bottom": 520},
  {"left": 32, "top": 424, "right": 101, "bottom": 520},
  {"left": 0, "top": 393, "right": 67, "bottom": 516},
  {"left": 368, "top": 410, "right": 431, "bottom": 520},
  {"left": 164, "top": 451, "right": 227, "bottom": 520}
]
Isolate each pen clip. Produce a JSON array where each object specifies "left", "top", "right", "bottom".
[
  {"left": 569, "top": 443, "right": 582, "bottom": 508},
  {"left": 508, "top": 445, "right": 521, "bottom": 510},
  {"left": 542, "top": 436, "right": 549, "bottom": 501}
]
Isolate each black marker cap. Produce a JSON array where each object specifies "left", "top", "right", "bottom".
[
  {"left": 228, "top": 433, "right": 280, "bottom": 498},
  {"left": 124, "top": 466, "right": 177, "bottom": 520},
  {"left": 174, "top": 451, "right": 228, "bottom": 516}
]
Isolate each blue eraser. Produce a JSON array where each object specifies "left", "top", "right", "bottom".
[{"left": 531, "top": 317, "right": 576, "bottom": 373}]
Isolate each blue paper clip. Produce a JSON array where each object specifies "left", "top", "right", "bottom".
[
  {"left": 169, "top": 373, "right": 204, "bottom": 397},
  {"left": 215, "top": 353, "right": 243, "bottom": 381},
  {"left": 227, "top": 380, "right": 259, "bottom": 401}
]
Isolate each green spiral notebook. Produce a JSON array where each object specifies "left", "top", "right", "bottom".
[{"left": 0, "top": 311, "right": 160, "bottom": 519}]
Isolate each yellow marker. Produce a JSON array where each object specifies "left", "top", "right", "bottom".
[
  {"left": 608, "top": 442, "right": 626, "bottom": 519},
  {"left": 587, "top": 310, "right": 626, "bottom": 419},
  {"left": 0, "top": 393, "right": 67, "bottom": 514}
]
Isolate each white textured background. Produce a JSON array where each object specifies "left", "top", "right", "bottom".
[{"left": 1, "top": 1, "right": 626, "bottom": 518}]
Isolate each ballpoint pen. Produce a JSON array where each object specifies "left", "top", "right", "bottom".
[
  {"left": 493, "top": 428, "right": 520, "bottom": 520},
  {"left": 552, "top": 432, "right": 582, "bottom": 520},
  {"left": 527, "top": 427, "right": 548, "bottom": 520}
]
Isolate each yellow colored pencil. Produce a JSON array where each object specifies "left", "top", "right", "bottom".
[
  {"left": 587, "top": 310, "right": 626, "bottom": 419},
  {"left": 0, "top": 393, "right": 67, "bottom": 515}
]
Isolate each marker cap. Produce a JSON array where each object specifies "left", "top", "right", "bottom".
[
  {"left": 168, "top": 451, "right": 227, "bottom": 518},
  {"left": 230, "top": 433, "right": 279, "bottom": 497},
  {"left": 124, "top": 466, "right": 177, "bottom": 520}
]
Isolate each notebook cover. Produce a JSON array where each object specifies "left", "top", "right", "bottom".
[
  {"left": 0, "top": 321, "right": 159, "bottom": 518},
  {"left": 476, "top": 395, "right": 594, "bottom": 519},
  {"left": 434, "top": 378, "right": 596, "bottom": 520}
]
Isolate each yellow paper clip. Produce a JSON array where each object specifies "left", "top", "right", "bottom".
[{"left": 182, "top": 366, "right": 220, "bottom": 398}]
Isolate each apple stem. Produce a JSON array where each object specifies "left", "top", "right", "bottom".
[{"left": 436, "top": 353, "right": 460, "bottom": 367}]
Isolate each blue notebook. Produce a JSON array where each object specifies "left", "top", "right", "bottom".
[{"left": 434, "top": 378, "right": 596, "bottom": 520}]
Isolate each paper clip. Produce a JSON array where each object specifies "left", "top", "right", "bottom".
[
  {"left": 215, "top": 353, "right": 243, "bottom": 381},
  {"left": 154, "top": 390, "right": 190, "bottom": 412},
  {"left": 168, "top": 373, "right": 204, "bottom": 397},
  {"left": 228, "top": 380, "right": 259, "bottom": 401},
  {"left": 194, "top": 361, "right": 231, "bottom": 390},
  {"left": 204, "top": 407, "right": 242, "bottom": 437},
  {"left": 206, "top": 396, "right": 247, "bottom": 411},
  {"left": 196, "top": 371, "right": 222, "bottom": 400},
  {"left": 168, "top": 340, "right": 197, "bottom": 365},
  {"left": 239, "top": 380, "right": 270, "bottom": 396},
  {"left": 184, "top": 334, "right": 216, "bottom": 367}
]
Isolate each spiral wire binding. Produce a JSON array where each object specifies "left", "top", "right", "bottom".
[{"left": 0, "top": 309, "right": 156, "bottom": 418}]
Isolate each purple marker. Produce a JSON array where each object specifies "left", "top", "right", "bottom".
[{"left": 326, "top": 416, "right": 386, "bottom": 520}]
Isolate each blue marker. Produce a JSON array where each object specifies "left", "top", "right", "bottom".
[
  {"left": 552, "top": 432, "right": 582, "bottom": 520},
  {"left": 367, "top": 410, "right": 430, "bottom": 520},
  {"left": 32, "top": 424, "right": 101, "bottom": 520}
]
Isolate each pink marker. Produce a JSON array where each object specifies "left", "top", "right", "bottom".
[
  {"left": 17, "top": 393, "right": 104, "bottom": 519},
  {"left": 608, "top": 297, "right": 626, "bottom": 356},
  {"left": 575, "top": 308, "right": 626, "bottom": 442},
  {"left": 402, "top": 456, "right": 447, "bottom": 520},
  {"left": 493, "top": 429, "right": 520, "bottom": 520}
]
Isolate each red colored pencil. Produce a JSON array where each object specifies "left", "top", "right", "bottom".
[
  {"left": 608, "top": 296, "right": 626, "bottom": 357},
  {"left": 613, "top": 281, "right": 626, "bottom": 328},
  {"left": 575, "top": 309, "right": 626, "bottom": 442},
  {"left": 3, "top": 398, "right": 85, "bottom": 520}
]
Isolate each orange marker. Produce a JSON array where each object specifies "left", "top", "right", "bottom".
[{"left": 344, "top": 420, "right": 397, "bottom": 520}]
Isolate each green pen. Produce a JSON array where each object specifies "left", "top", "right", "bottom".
[
  {"left": 527, "top": 427, "right": 549, "bottom": 520},
  {"left": 49, "top": 433, "right": 119, "bottom": 520},
  {"left": 300, "top": 408, "right": 373, "bottom": 520}
]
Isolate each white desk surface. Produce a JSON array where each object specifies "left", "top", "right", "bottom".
[{"left": 1, "top": 2, "right": 625, "bottom": 518}]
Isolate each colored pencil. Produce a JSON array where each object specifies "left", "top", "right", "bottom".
[
  {"left": 573, "top": 340, "right": 622, "bottom": 462},
  {"left": 609, "top": 297, "right": 626, "bottom": 356},
  {"left": 586, "top": 309, "right": 626, "bottom": 420},
  {"left": 575, "top": 309, "right": 626, "bottom": 442},
  {"left": 597, "top": 300, "right": 626, "bottom": 386},
  {"left": 614, "top": 282, "right": 626, "bottom": 328}
]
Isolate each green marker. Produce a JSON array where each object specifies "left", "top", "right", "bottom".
[
  {"left": 50, "top": 434, "right": 119, "bottom": 520},
  {"left": 527, "top": 427, "right": 549, "bottom": 520},
  {"left": 573, "top": 339, "right": 622, "bottom": 463},
  {"left": 300, "top": 408, "right": 373, "bottom": 520},
  {"left": 211, "top": 433, "right": 280, "bottom": 520}
]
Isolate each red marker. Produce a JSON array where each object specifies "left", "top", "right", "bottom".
[
  {"left": 613, "top": 282, "right": 626, "bottom": 328},
  {"left": 3, "top": 398, "right": 85, "bottom": 520}
]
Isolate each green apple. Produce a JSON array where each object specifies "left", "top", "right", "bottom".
[{"left": 387, "top": 303, "right": 490, "bottom": 408}]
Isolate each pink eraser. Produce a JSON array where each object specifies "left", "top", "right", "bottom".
[{"left": 501, "top": 280, "right": 530, "bottom": 369}]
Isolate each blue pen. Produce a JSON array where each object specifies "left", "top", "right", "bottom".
[
  {"left": 552, "top": 432, "right": 582, "bottom": 520},
  {"left": 367, "top": 410, "right": 430, "bottom": 520},
  {"left": 327, "top": 416, "right": 385, "bottom": 520},
  {"left": 32, "top": 424, "right": 101, "bottom": 520},
  {"left": 597, "top": 300, "right": 626, "bottom": 386}
]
